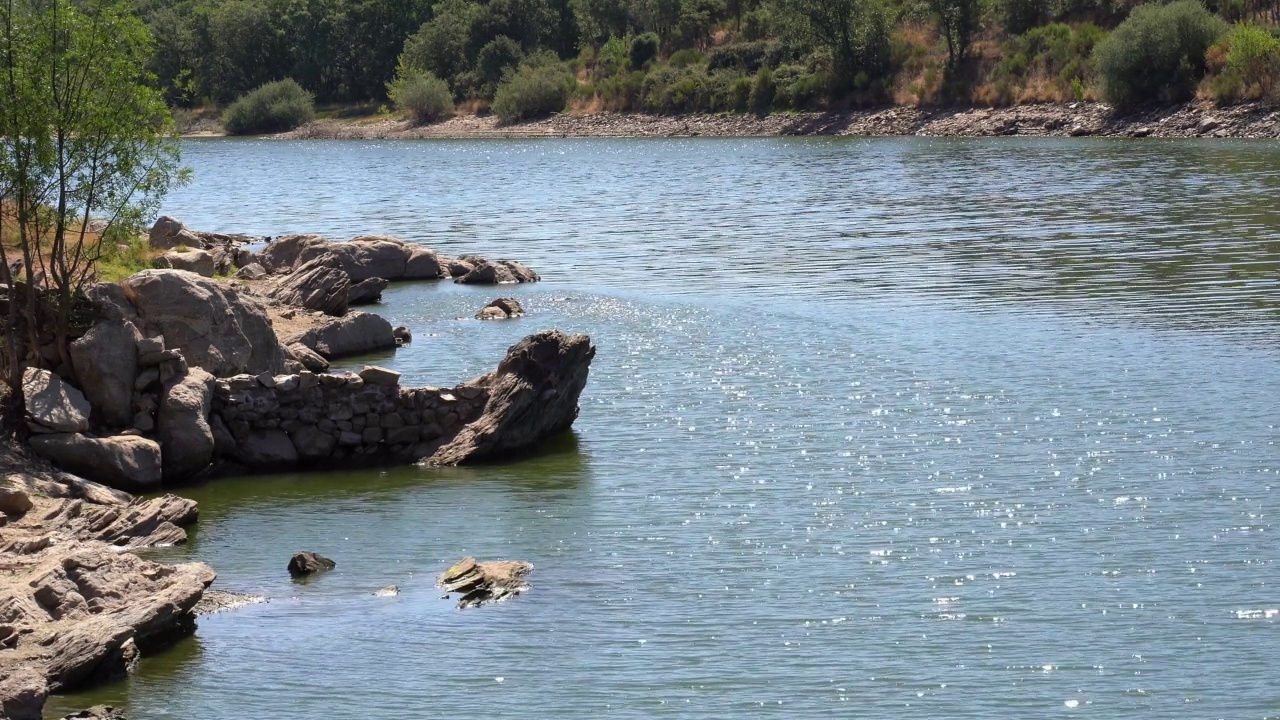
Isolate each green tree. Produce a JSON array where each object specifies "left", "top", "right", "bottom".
[
  {"left": 0, "top": 0, "right": 185, "bottom": 394},
  {"left": 928, "top": 0, "right": 980, "bottom": 74},
  {"left": 1093, "top": 0, "right": 1226, "bottom": 110},
  {"left": 771, "top": 0, "right": 890, "bottom": 91},
  {"left": 400, "top": 0, "right": 479, "bottom": 90}
]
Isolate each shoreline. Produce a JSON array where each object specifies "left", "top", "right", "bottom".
[{"left": 181, "top": 101, "right": 1280, "bottom": 140}]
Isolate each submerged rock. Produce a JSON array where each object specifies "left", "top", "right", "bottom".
[
  {"left": 438, "top": 557, "right": 532, "bottom": 609},
  {"left": 288, "top": 551, "right": 336, "bottom": 576},
  {"left": 475, "top": 297, "right": 524, "bottom": 320}
]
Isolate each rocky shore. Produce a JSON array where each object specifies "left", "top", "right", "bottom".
[
  {"left": 262, "top": 101, "right": 1280, "bottom": 140},
  {"left": 1, "top": 218, "right": 594, "bottom": 717}
]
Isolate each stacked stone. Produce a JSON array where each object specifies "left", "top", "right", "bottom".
[{"left": 210, "top": 366, "right": 488, "bottom": 465}]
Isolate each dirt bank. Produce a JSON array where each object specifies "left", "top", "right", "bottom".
[{"left": 236, "top": 101, "right": 1280, "bottom": 140}]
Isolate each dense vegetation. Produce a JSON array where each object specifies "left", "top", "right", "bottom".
[{"left": 136, "top": 0, "right": 1280, "bottom": 124}]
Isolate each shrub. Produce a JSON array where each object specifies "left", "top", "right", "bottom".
[
  {"left": 492, "top": 62, "right": 575, "bottom": 123},
  {"left": 668, "top": 49, "right": 706, "bottom": 68},
  {"left": 476, "top": 36, "right": 524, "bottom": 99},
  {"left": 630, "top": 32, "right": 660, "bottom": 70},
  {"left": 597, "top": 36, "right": 630, "bottom": 78},
  {"left": 742, "top": 9, "right": 771, "bottom": 41},
  {"left": 598, "top": 70, "right": 646, "bottom": 110},
  {"left": 387, "top": 67, "right": 454, "bottom": 124},
  {"left": 1092, "top": 0, "right": 1227, "bottom": 110},
  {"left": 221, "top": 79, "right": 315, "bottom": 135},
  {"left": 772, "top": 65, "right": 832, "bottom": 109},
  {"left": 988, "top": 23, "right": 1105, "bottom": 103},
  {"left": 641, "top": 65, "right": 711, "bottom": 113},
  {"left": 708, "top": 40, "right": 787, "bottom": 73},
  {"left": 1224, "top": 23, "right": 1280, "bottom": 98},
  {"left": 749, "top": 66, "right": 775, "bottom": 114}
]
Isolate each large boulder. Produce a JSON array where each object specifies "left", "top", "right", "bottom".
[
  {"left": 238, "top": 429, "right": 298, "bottom": 467},
  {"left": 347, "top": 277, "right": 387, "bottom": 305},
  {"left": 427, "top": 330, "right": 594, "bottom": 465},
  {"left": 121, "top": 270, "right": 285, "bottom": 377},
  {"left": 70, "top": 320, "right": 141, "bottom": 429},
  {"left": 23, "top": 368, "right": 90, "bottom": 433},
  {"left": 28, "top": 434, "right": 163, "bottom": 493},
  {"left": 324, "top": 236, "right": 410, "bottom": 282},
  {"left": 157, "top": 368, "right": 216, "bottom": 480},
  {"left": 288, "top": 551, "right": 335, "bottom": 576},
  {"left": 404, "top": 247, "right": 446, "bottom": 279},
  {"left": 151, "top": 249, "right": 215, "bottom": 277},
  {"left": 286, "top": 311, "right": 395, "bottom": 360},
  {"left": 284, "top": 343, "right": 329, "bottom": 372},
  {"left": 269, "top": 254, "right": 350, "bottom": 316},
  {"left": 255, "top": 234, "right": 329, "bottom": 273},
  {"left": 147, "top": 216, "right": 203, "bottom": 251}
]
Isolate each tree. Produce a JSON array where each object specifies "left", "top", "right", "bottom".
[
  {"left": 929, "top": 0, "right": 980, "bottom": 75},
  {"left": 771, "top": 0, "right": 890, "bottom": 91},
  {"left": 0, "top": 0, "right": 184, "bottom": 401}
]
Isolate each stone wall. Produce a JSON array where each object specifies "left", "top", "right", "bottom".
[{"left": 210, "top": 367, "right": 487, "bottom": 467}]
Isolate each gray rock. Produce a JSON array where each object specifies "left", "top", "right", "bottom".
[
  {"left": 288, "top": 551, "right": 335, "bottom": 576},
  {"left": 148, "top": 215, "right": 203, "bottom": 250},
  {"left": 85, "top": 283, "right": 138, "bottom": 323},
  {"left": 358, "top": 366, "right": 400, "bottom": 387},
  {"left": 239, "top": 429, "right": 298, "bottom": 466},
  {"left": 373, "top": 585, "right": 400, "bottom": 597},
  {"left": 137, "top": 336, "right": 164, "bottom": 355},
  {"left": 23, "top": 368, "right": 90, "bottom": 433},
  {"left": 0, "top": 487, "right": 33, "bottom": 516},
  {"left": 70, "top": 320, "right": 141, "bottom": 429},
  {"left": 393, "top": 326, "right": 412, "bottom": 344},
  {"left": 290, "top": 425, "right": 335, "bottom": 458},
  {"left": 121, "top": 270, "right": 285, "bottom": 377},
  {"left": 454, "top": 259, "right": 539, "bottom": 285},
  {"left": 288, "top": 311, "right": 395, "bottom": 360},
  {"left": 138, "top": 349, "right": 182, "bottom": 367},
  {"left": 325, "top": 236, "right": 409, "bottom": 282},
  {"left": 347, "top": 277, "right": 387, "bottom": 305},
  {"left": 158, "top": 368, "right": 216, "bottom": 480},
  {"left": 234, "top": 263, "right": 267, "bottom": 280},
  {"left": 134, "top": 368, "right": 159, "bottom": 391},
  {"left": 404, "top": 248, "right": 445, "bottom": 279},
  {"left": 285, "top": 343, "right": 330, "bottom": 373},
  {"left": 152, "top": 249, "right": 215, "bottom": 277},
  {"left": 269, "top": 253, "right": 350, "bottom": 316},
  {"left": 28, "top": 434, "right": 163, "bottom": 492},
  {"left": 255, "top": 234, "right": 330, "bottom": 273},
  {"left": 475, "top": 297, "right": 525, "bottom": 320}
]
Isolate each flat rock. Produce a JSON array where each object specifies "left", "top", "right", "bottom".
[
  {"left": 152, "top": 249, "right": 215, "bottom": 277},
  {"left": 358, "top": 366, "right": 400, "bottom": 387},
  {"left": 438, "top": 556, "right": 532, "bottom": 609},
  {"left": 287, "top": 311, "right": 395, "bottom": 360},
  {"left": 23, "top": 368, "right": 90, "bottom": 433}
]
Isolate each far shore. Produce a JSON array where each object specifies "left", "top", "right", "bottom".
[{"left": 181, "top": 101, "right": 1280, "bottom": 140}]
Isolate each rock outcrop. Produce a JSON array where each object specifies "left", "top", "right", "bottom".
[
  {"left": 455, "top": 259, "right": 540, "bottom": 285},
  {"left": 23, "top": 368, "right": 90, "bottom": 434},
  {"left": 152, "top": 249, "right": 215, "bottom": 277},
  {"left": 347, "top": 277, "right": 387, "bottom": 305},
  {"left": 437, "top": 557, "right": 532, "bottom": 609},
  {"left": 476, "top": 297, "right": 524, "bottom": 320},
  {"left": 147, "top": 216, "right": 260, "bottom": 276},
  {"left": 269, "top": 254, "right": 350, "bottom": 316},
  {"left": 427, "top": 330, "right": 594, "bottom": 465},
  {"left": 284, "top": 311, "right": 395, "bottom": 360},
  {"left": 121, "top": 270, "right": 285, "bottom": 377}
]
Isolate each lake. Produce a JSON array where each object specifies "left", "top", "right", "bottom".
[{"left": 48, "top": 137, "right": 1279, "bottom": 718}]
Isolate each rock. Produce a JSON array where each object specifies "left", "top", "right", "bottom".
[
  {"left": 358, "top": 366, "right": 400, "bottom": 387},
  {"left": 148, "top": 216, "right": 203, "bottom": 250},
  {"left": 70, "top": 319, "right": 141, "bottom": 429},
  {"left": 256, "top": 234, "right": 330, "bottom": 273},
  {"left": 426, "top": 331, "right": 594, "bottom": 465},
  {"left": 137, "top": 336, "right": 164, "bottom": 355},
  {"left": 347, "top": 277, "right": 388, "bottom": 305},
  {"left": 288, "top": 551, "right": 335, "bottom": 576},
  {"left": 437, "top": 557, "right": 532, "bottom": 609},
  {"left": 328, "top": 236, "right": 409, "bottom": 282},
  {"left": 152, "top": 249, "right": 215, "bottom": 277},
  {"left": 447, "top": 256, "right": 477, "bottom": 277},
  {"left": 193, "top": 589, "right": 267, "bottom": 616},
  {"left": 269, "top": 253, "right": 351, "bottom": 316},
  {"left": 1068, "top": 124, "right": 1091, "bottom": 137},
  {"left": 404, "top": 247, "right": 445, "bottom": 279},
  {"left": 23, "top": 368, "right": 90, "bottom": 433},
  {"left": 59, "top": 704, "right": 128, "bottom": 719},
  {"left": 287, "top": 311, "right": 395, "bottom": 360},
  {"left": 0, "top": 665, "right": 47, "bottom": 720},
  {"left": 157, "top": 368, "right": 216, "bottom": 480},
  {"left": 1132, "top": 126, "right": 1151, "bottom": 138},
  {"left": 373, "top": 585, "right": 400, "bottom": 597},
  {"left": 455, "top": 260, "right": 519, "bottom": 285},
  {"left": 28, "top": 435, "right": 163, "bottom": 493},
  {"left": 393, "top": 326, "right": 412, "bottom": 344},
  {"left": 121, "top": 270, "right": 285, "bottom": 377},
  {"left": 234, "top": 263, "right": 267, "bottom": 280},
  {"left": 238, "top": 429, "right": 298, "bottom": 466},
  {"left": 285, "top": 343, "right": 330, "bottom": 372},
  {"left": 85, "top": 283, "right": 138, "bottom": 323},
  {"left": 475, "top": 297, "right": 524, "bottom": 320},
  {"left": 290, "top": 424, "right": 335, "bottom": 458},
  {"left": 0, "top": 487, "right": 33, "bottom": 515},
  {"left": 1198, "top": 117, "right": 1220, "bottom": 133}
]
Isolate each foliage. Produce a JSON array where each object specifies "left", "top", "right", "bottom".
[
  {"left": 630, "top": 31, "right": 661, "bottom": 68},
  {"left": 1092, "top": 0, "right": 1228, "bottom": 110},
  {"left": 0, "top": 0, "right": 184, "bottom": 390},
  {"left": 476, "top": 36, "right": 526, "bottom": 98},
  {"left": 387, "top": 67, "right": 456, "bottom": 123},
  {"left": 668, "top": 48, "right": 707, "bottom": 66},
  {"left": 988, "top": 23, "right": 1105, "bottom": 102},
  {"left": 1223, "top": 23, "right": 1280, "bottom": 98},
  {"left": 492, "top": 61, "right": 576, "bottom": 121},
  {"left": 222, "top": 79, "right": 316, "bottom": 134},
  {"left": 749, "top": 66, "right": 777, "bottom": 111},
  {"left": 771, "top": 0, "right": 891, "bottom": 92},
  {"left": 928, "top": 0, "right": 981, "bottom": 73}
]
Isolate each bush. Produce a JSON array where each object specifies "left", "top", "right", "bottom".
[
  {"left": 1092, "top": 0, "right": 1227, "bottom": 110},
  {"left": 988, "top": 23, "right": 1105, "bottom": 103},
  {"left": 222, "top": 79, "right": 315, "bottom": 135},
  {"left": 749, "top": 66, "right": 775, "bottom": 114},
  {"left": 668, "top": 49, "right": 706, "bottom": 68},
  {"left": 1224, "top": 23, "right": 1280, "bottom": 98},
  {"left": 742, "top": 9, "right": 771, "bottom": 41},
  {"left": 476, "top": 36, "right": 524, "bottom": 99},
  {"left": 631, "top": 32, "right": 660, "bottom": 70},
  {"left": 387, "top": 67, "right": 454, "bottom": 124},
  {"left": 641, "top": 65, "right": 711, "bottom": 113},
  {"left": 708, "top": 41, "right": 787, "bottom": 73},
  {"left": 772, "top": 65, "right": 832, "bottom": 109},
  {"left": 492, "top": 62, "right": 575, "bottom": 123}
]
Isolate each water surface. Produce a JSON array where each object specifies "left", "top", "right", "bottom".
[{"left": 48, "top": 138, "right": 1279, "bottom": 718}]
